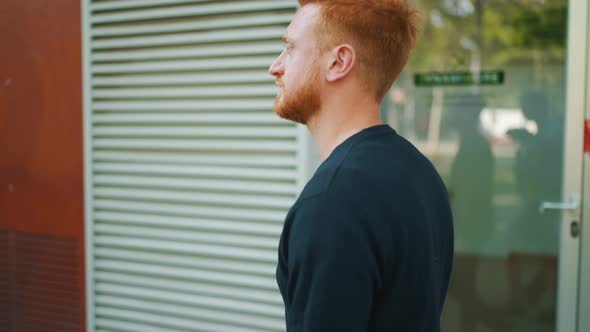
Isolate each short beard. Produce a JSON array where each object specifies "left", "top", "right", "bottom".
[{"left": 272, "top": 65, "right": 321, "bottom": 125}]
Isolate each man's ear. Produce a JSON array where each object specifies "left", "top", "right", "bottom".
[{"left": 325, "top": 44, "right": 356, "bottom": 82}]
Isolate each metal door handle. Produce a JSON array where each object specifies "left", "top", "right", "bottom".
[{"left": 539, "top": 196, "right": 580, "bottom": 213}]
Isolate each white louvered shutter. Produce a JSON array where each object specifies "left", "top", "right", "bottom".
[{"left": 82, "top": 1, "right": 302, "bottom": 331}]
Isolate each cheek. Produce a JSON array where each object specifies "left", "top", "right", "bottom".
[
  {"left": 285, "top": 71, "right": 303, "bottom": 88},
  {"left": 283, "top": 54, "right": 312, "bottom": 88}
]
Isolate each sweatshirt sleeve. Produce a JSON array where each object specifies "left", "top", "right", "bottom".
[{"left": 279, "top": 189, "right": 385, "bottom": 332}]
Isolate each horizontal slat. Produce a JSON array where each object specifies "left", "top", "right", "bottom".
[
  {"left": 94, "top": 258, "right": 277, "bottom": 285},
  {"left": 13, "top": 282, "right": 79, "bottom": 299},
  {"left": 92, "top": 57, "right": 275, "bottom": 73},
  {"left": 94, "top": 223, "right": 279, "bottom": 248},
  {"left": 91, "top": 0, "right": 210, "bottom": 12},
  {"left": 94, "top": 247, "right": 276, "bottom": 275},
  {"left": 93, "top": 100, "right": 273, "bottom": 111},
  {"left": 94, "top": 211, "right": 283, "bottom": 236},
  {"left": 90, "top": 152, "right": 295, "bottom": 167},
  {"left": 96, "top": 284, "right": 283, "bottom": 316},
  {"left": 91, "top": 1, "right": 296, "bottom": 24},
  {"left": 92, "top": 14, "right": 292, "bottom": 38},
  {"left": 12, "top": 258, "right": 78, "bottom": 272},
  {"left": 93, "top": 175, "right": 297, "bottom": 194},
  {"left": 95, "top": 271, "right": 282, "bottom": 304},
  {"left": 93, "top": 187, "right": 292, "bottom": 209},
  {"left": 96, "top": 318, "right": 174, "bottom": 332},
  {"left": 95, "top": 308, "right": 266, "bottom": 332},
  {"left": 92, "top": 72, "right": 273, "bottom": 86},
  {"left": 96, "top": 295, "right": 284, "bottom": 331},
  {"left": 92, "top": 27, "right": 283, "bottom": 50},
  {"left": 92, "top": 126, "right": 295, "bottom": 138},
  {"left": 93, "top": 163, "right": 296, "bottom": 180},
  {"left": 92, "top": 151, "right": 297, "bottom": 167},
  {"left": 92, "top": 113, "right": 283, "bottom": 124},
  {"left": 4, "top": 296, "right": 90, "bottom": 315},
  {"left": 92, "top": 138, "right": 296, "bottom": 152},
  {"left": 15, "top": 318, "right": 80, "bottom": 332},
  {"left": 94, "top": 200, "right": 285, "bottom": 222},
  {"left": 92, "top": 86, "right": 277, "bottom": 98},
  {"left": 93, "top": 43, "right": 282, "bottom": 62}
]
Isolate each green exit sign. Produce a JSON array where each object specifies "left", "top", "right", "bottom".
[{"left": 414, "top": 70, "right": 504, "bottom": 86}]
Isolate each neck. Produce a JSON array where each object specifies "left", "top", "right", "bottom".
[{"left": 306, "top": 93, "right": 384, "bottom": 160}]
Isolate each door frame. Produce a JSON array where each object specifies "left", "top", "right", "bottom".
[
  {"left": 561, "top": 0, "right": 587, "bottom": 331},
  {"left": 576, "top": 0, "right": 590, "bottom": 330},
  {"left": 81, "top": 0, "right": 95, "bottom": 331}
]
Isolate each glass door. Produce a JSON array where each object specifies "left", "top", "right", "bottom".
[{"left": 382, "top": 0, "right": 582, "bottom": 330}]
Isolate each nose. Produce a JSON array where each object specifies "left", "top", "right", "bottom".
[{"left": 269, "top": 52, "right": 284, "bottom": 77}]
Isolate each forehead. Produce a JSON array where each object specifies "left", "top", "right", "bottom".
[{"left": 284, "top": 4, "right": 320, "bottom": 42}]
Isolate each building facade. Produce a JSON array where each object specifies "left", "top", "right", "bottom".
[{"left": 1, "top": 0, "right": 589, "bottom": 331}]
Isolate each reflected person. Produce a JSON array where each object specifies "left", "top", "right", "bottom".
[
  {"left": 448, "top": 94, "right": 495, "bottom": 254},
  {"left": 510, "top": 91, "right": 563, "bottom": 233},
  {"left": 446, "top": 94, "right": 496, "bottom": 331}
]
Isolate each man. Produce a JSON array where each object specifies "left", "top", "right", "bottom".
[{"left": 269, "top": 1, "right": 454, "bottom": 331}]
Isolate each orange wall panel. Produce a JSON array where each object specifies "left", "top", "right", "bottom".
[{"left": 0, "top": 0, "right": 85, "bottom": 330}]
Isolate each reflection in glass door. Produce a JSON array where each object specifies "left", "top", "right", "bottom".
[{"left": 382, "top": 0, "right": 579, "bottom": 331}]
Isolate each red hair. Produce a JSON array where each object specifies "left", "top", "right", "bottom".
[{"left": 298, "top": 0, "right": 421, "bottom": 101}]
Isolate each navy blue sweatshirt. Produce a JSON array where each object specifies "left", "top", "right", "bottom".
[{"left": 276, "top": 124, "right": 454, "bottom": 332}]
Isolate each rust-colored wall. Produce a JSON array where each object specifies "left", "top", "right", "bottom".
[{"left": 0, "top": 0, "right": 85, "bottom": 330}]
